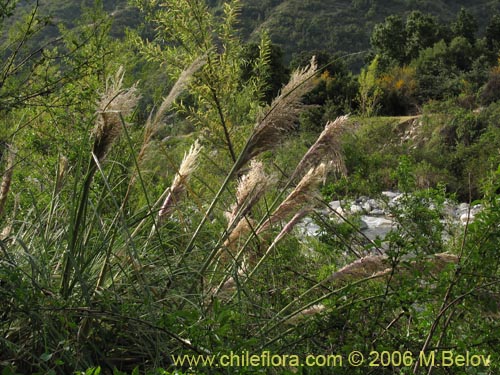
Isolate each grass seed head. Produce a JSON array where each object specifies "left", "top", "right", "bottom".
[
  {"left": 239, "top": 57, "right": 318, "bottom": 170},
  {"left": 290, "top": 115, "right": 348, "bottom": 182},
  {"left": 0, "top": 144, "right": 16, "bottom": 218},
  {"left": 158, "top": 140, "right": 203, "bottom": 220},
  {"left": 92, "top": 66, "right": 140, "bottom": 163}
]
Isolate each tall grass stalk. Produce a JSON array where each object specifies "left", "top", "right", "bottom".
[
  {"left": 173, "top": 57, "right": 320, "bottom": 276},
  {"left": 0, "top": 144, "right": 15, "bottom": 218},
  {"left": 60, "top": 67, "right": 139, "bottom": 298}
]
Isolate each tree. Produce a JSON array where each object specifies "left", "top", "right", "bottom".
[
  {"left": 486, "top": 14, "right": 500, "bottom": 53},
  {"left": 358, "top": 55, "right": 382, "bottom": 117},
  {"left": 370, "top": 15, "right": 407, "bottom": 66},
  {"left": 131, "top": 0, "right": 272, "bottom": 162},
  {"left": 241, "top": 41, "right": 289, "bottom": 103},
  {"left": 451, "top": 7, "right": 478, "bottom": 45},
  {"left": 413, "top": 40, "right": 460, "bottom": 101},
  {"left": 0, "top": 1, "right": 114, "bottom": 115},
  {"left": 405, "top": 11, "right": 443, "bottom": 62},
  {"left": 448, "top": 36, "right": 474, "bottom": 71}
]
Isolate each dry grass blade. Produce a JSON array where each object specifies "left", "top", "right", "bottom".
[
  {"left": 92, "top": 66, "right": 140, "bottom": 163},
  {"left": 0, "top": 144, "right": 16, "bottom": 218},
  {"left": 208, "top": 260, "right": 249, "bottom": 300},
  {"left": 258, "top": 163, "right": 326, "bottom": 234},
  {"left": 244, "top": 208, "right": 311, "bottom": 282},
  {"left": 55, "top": 155, "right": 69, "bottom": 195},
  {"left": 158, "top": 140, "right": 203, "bottom": 221},
  {"left": 239, "top": 56, "right": 318, "bottom": 169},
  {"left": 290, "top": 115, "right": 348, "bottom": 182},
  {"left": 270, "top": 208, "right": 311, "bottom": 245},
  {"left": 0, "top": 194, "right": 18, "bottom": 240}
]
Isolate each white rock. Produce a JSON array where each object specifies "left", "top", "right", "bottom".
[
  {"left": 442, "top": 201, "right": 456, "bottom": 217},
  {"left": 460, "top": 212, "right": 475, "bottom": 224},
  {"left": 457, "top": 203, "right": 470, "bottom": 216},
  {"left": 459, "top": 203, "right": 469, "bottom": 210},
  {"left": 382, "top": 191, "right": 400, "bottom": 199},
  {"left": 350, "top": 204, "right": 363, "bottom": 214},
  {"left": 367, "top": 199, "right": 381, "bottom": 209},
  {"left": 471, "top": 204, "right": 483, "bottom": 215},
  {"left": 329, "top": 200, "right": 342, "bottom": 210},
  {"left": 362, "top": 202, "right": 372, "bottom": 212},
  {"left": 298, "top": 217, "right": 321, "bottom": 236},
  {"left": 360, "top": 215, "right": 395, "bottom": 241},
  {"left": 359, "top": 220, "right": 368, "bottom": 230},
  {"left": 361, "top": 216, "right": 393, "bottom": 228}
]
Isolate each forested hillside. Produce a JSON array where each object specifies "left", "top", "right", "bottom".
[
  {"left": 7, "top": 0, "right": 500, "bottom": 64},
  {"left": 239, "top": 0, "right": 500, "bottom": 63},
  {"left": 1, "top": 1, "right": 500, "bottom": 374}
]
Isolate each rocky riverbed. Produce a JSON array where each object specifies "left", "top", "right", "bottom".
[{"left": 298, "top": 191, "right": 483, "bottom": 241}]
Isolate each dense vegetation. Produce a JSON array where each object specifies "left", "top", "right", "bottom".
[{"left": 1, "top": 1, "right": 500, "bottom": 374}]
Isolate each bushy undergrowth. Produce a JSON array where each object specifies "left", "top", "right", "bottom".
[
  {"left": 1, "top": 2, "right": 500, "bottom": 375},
  {"left": 1, "top": 62, "right": 500, "bottom": 375},
  {"left": 320, "top": 99, "right": 500, "bottom": 200}
]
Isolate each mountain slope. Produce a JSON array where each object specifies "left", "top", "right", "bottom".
[
  {"left": 5, "top": 0, "right": 500, "bottom": 66},
  {"left": 239, "top": 0, "right": 500, "bottom": 65}
]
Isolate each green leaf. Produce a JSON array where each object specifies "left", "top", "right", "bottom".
[{"left": 40, "top": 352, "right": 53, "bottom": 362}]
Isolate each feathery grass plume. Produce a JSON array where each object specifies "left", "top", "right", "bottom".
[
  {"left": 54, "top": 155, "right": 68, "bottom": 195},
  {"left": 222, "top": 216, "right": 256, "bottom": 255},
  {"left": 328, "top": 254, "right": 389, "bottom": 283},
  {"left": 290, "top": 115, "right": 348, "bottom": 182},
  {"left": 152, "top": 56, "right": 206, "bottom": 131},
  {"left": 372, "top": 252, "right": 459, "bottom": 279},
  {"left": 138, "top": 57, "right": 206, "bottom": 165},
  {"left": 432, "top": 252, "right": 459, "bottom": 270},
  {"left": 270, "top": 208, "right": 311, "bottom": 246},
  {"left": 258, "top": 163, "right": 327, "bottom": 234},
  {"left": 92, "top": 66, "right": 140, "bottom": 163},
  {"left": 285, "top": 304, "right": 325, "bottom": 325},
  {"left": 158, "top": 139, "right": 203, "bottom": 221},
  {"left": 177, "top": 58, "right": 318, "bottom": 268},
  {"left": 238, "top": 56, "right": 318, "bottom": 170},
  {"left": 0, "top": 144, "right": 15, "bottom": 218},
  {"left": 226, "top": 159, "right": 276, "bottom": 227},
  {"left": 327, "top": 252, "right": 460, "bottom": 284}
]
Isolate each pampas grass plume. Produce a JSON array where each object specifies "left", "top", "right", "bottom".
[
  {"left": 239, "top": 57, "right": 318, "bottom": 170},
  {"left": 0, "top": 144, "right": 16, "bottom": 218},
  {"left": 290, "top": 115, "right": 348, "bottom": 182},
  {"left": 158, "top": 140, "right": 203, "bottom": 221},
  {"left": 92, "top": 66, "right": 140, "bottom": 163},
  {"left": 258, "top": 163, "right": 326, "bottom": 234},
  {"left": 226, "top": 159, "right": 275, "bottom": 227}
]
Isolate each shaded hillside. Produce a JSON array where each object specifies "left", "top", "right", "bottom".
[
  {"left": 2, "top": 0, "right": 140, "bottom": 42},
  {"left": 239, "top": 0, "right": 500, "bottom": 67},
  {"left": 6, "top": 0, "right": 500, "bottom": 66}
]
